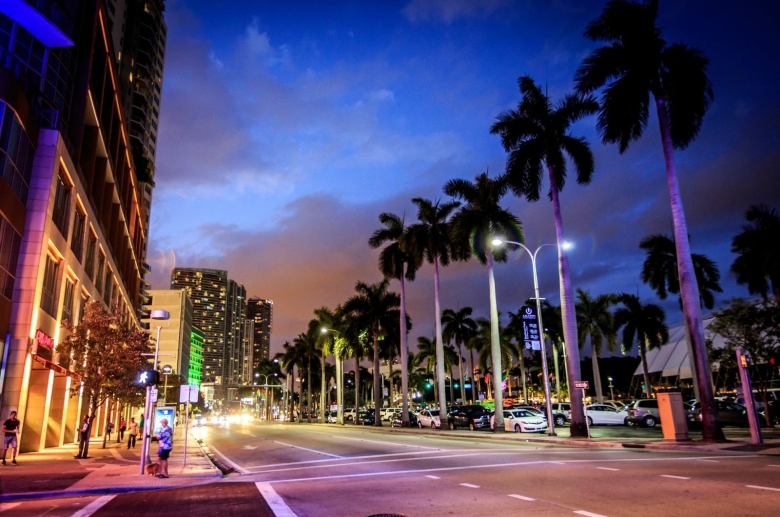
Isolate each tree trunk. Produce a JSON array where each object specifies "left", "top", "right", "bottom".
[
  {"left": 552, "top": 341, "right": 561, "bottom": 402},
  {"left": 520, "top": 351, "right": 528, "bottom": 403},
  {"left": 307, "top": 358, "right": 312, "bottom": 423},
  {"left": 400, "top": 274, "right": 410, "bottom": 427},
  {"left": 655, "top": 97, "right": 722, "bottom": 441},
  {"left": 640, "top": 340, "right": 652, "bottom": 398},
  {"left": 102, "top": 399, "right": 112, "bottom": 448},
  {"left": 469, "top": 349, "right": 477, "bottom": 403},
  {"left": 433, "top": 257, "right": 449, "bottom": 429},
  {"left": 373, "top": 332, "right": 382, "bottom": 426},
  {"left": 487, "top": 253, "right": 505, "bottom": 430},
  {"left": 591, "top": 340, "right": 604, "bottom": 404},
  {"left": 458, "top": 344, "right": 466, "bottom": 403},
  {"left": 320, "top": 351, "right": 327, "bottom": 422},
  {"left": 388, "top": 351, "right": 394, "bottom": 408},
  {"left": 355, "top": 357, "right": 360, "bottom": 424},
  {"left": 547, "top": 164, "right": 585, "bottom": 437}
]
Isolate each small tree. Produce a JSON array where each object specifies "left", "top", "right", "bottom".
[
  {"left": 710, "top": 299, "right": 780, "bottom": 426},
  {"left": 59, "top": 301, "right": 152, "bottom": 458}
]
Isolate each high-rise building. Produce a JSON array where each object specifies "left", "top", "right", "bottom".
[
  {"left": 142, "top": 289, "right": 193, "bottom": 392},
  {"left": 0, "top": 0, "right": 164, "bottom": 452},
  {"left": 189, "top": 326, "right": 204, "bottom": 388},
  {"left": 247, "top": 298, "right": 273, "bottom": 371},
  {"left": 225, "top": 279, "right": 246, "bottom": 385},
  {"left": 170, "top": 269, "right": 227, "bottom": 389}
]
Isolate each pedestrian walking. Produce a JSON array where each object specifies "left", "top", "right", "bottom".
[
  {"left": 2, "top": 410, "right": 20, "bottom": 466},
  {"left": 77, "top": 415, "right": 90, "bottom": 458},
  {"left": 153, "top": 418, "right": 172, "bottom": 478},
  {"left": 119, "top": 418, "right": 127, "bottom": 441},
  {"left": 106, "top": 420, "right": 114, "bottom": 440},
  {"left": 127, "top": 417, "right": 139, "bottom": 449}
]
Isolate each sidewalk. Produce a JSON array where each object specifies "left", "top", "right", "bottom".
[{"left": 0, "top": 426, "right": 221, "bottom": 502}]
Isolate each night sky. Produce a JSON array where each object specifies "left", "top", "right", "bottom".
[{"left": 146, "top": 0, "right": 780, "bottom": 357}]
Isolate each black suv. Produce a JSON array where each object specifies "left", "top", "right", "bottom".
[{"left": 447, "top": 405, "right": 491, "bottom": 430}]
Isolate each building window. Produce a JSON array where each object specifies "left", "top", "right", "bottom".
[
  {"left": 0, "top": 216, "right": 22, "bottom": 299},
  {"left": 62, "top": 277, "right": 75, "bottom": 323},
  {"left": 85, "top": 231, "right": 97, "bottom": 280},
  {"left": 40, "top": 254, "right": 60, "bottom": 317},
  {"left": 0, "top": 102, "right": 35, "bottom": 204},
  {"left": 70, "top": 207, "right": 86, "bottom": 262},
  {"left": 103, "top": 270, "right": 112, "bottom": 305},
  {"left": 52, "top": 172, "right": 71, "bottom": 237},
  {"left": 95, "top": 252, "right": 105, "bottom": 295},
  {"left": 78, "top": 291, "right": 89, "bottom": 324}
]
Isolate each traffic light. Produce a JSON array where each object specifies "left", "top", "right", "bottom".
[{"left": 137, "top": 370, "right": 159, "bottom": 386}]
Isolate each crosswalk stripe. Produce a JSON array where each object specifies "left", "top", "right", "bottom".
[
  {"left": 256, "top": 482, "right": 298, "bottom": 516},
  {"left": 70, "top": 496, "right": 116, "bottom": 517}
]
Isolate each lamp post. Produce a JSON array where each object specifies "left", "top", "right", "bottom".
[
  {"left": 608, "top": 377, "right": 615, "bottom": 401},
  {"left": 161, "top": 365, "right": 172, "bottom": 404},
  {"left": 321, "top": 328, "right": 344, "bottom": 425},
  {"left": 140, "top": 309, "right": 169, "bottom": 475},
  {"left": 492, "top": 238, "right": 572, "bottom": 437}
]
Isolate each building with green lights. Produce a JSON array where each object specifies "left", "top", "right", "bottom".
[{"left": 190, "top": 326, "right": 204, "bottom": 387}]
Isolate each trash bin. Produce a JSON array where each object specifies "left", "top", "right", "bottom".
[{"left": 657, "top": 392, "right": 690, "bottom": 441}]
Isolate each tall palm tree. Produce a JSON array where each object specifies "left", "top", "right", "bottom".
[
  {"left": 343, "top": 279, "right": 401, "bottom": 426},
  {"left": 442, "top": 307, "right": 478, "bottom": 403},
  {"left": 315, "top": 306, "right": 343, "bottom": 422},
  {"left": 369, "top": 212, "right": 420, "bottom": 426},
  {"left": 490, "top": 76, "right": 598, "bottom": 436},
  {"left": 408, "top": 198, "right": 460, "bottom": 428},
  {"left": 333, "top": 320, "right": 368, "bottom": 423},
  {"left": 538, "top": 301, "right": 566, "bottom": 401},
  {"left": 256, "top": 358, "right": 285, "bottom": 419},
  {"left": 613, "top": 294, "right": 669, "bottom": 398},
  {"left": 445, "top": 171, "right": 522, "bottom": 431},
  {"left": 276, "top": 340, "right": 304, "bottom": 420},
  {"left": 471, "top": 316, "right": 520, "bottom": 405},
  {"left": 731, "top": 204, "right": 780, "bottom": 303},
  {"left": 506, "top": 310, "right": 530, "bottom": 403},
  {"left": 640, "top": 234, "right": 722, "bottom": 310},
  {"left": 575, "top": 289, "right": 617, "bottom": 404},
  {"left": 639, "top": 233, "right": 722, "bottom": 402},
  {"left": 293, "top": 322, "right": 320, "bottom": 423},
  {"left": 415, "top": 336, "right": 439, "bottom": 403},
  {"left": 575, "top": 0, "right": 719, "bottom": 440}
]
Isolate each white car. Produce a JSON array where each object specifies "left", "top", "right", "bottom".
[
  {"left": 417, "top": 409, "right": 441, "bottom": 429},
  {"left": 586, "top": 404, "right": 630, "bottom": 425},
  {"left": 382, "top": 407, "right": 400, "bottom": 421},
  {"left": 512, "top": 405, "right": 547, "bottom": 420},
  {"left": 343, "top": 408, "right": 356, "bottom": 422},
  {"left": 491, "top": 409, "right": 548, "bottom": 433},
  {"left": 603, "top": 401, "right": 626, "bottom": 410}
]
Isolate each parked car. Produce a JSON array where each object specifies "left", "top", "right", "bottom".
[
  {"left": 417, "top": 409, "right": 441, "bottom": 429},
  {"left": 626, "top": 399, "right": 661, "bottom": 427},
  {"left": 603, "top": 401, "right": 626, "bottom": 410},
  {"left": 448, "top": 405, "right": 491, "bottom": 430},
  {"left": 326, "top": 411, "right": 338, "bottom": 424},
  {"left": 343, "top": 408, "right": 356, "bottom": 422},
  {"left": 381, "top": 407, "right": 401, "bottom": 421},
  {"left": 585, "top": 404, "right": 630, "bottom": 426},
  {"left": 358, "top": 409, "right": 375, "bottom": 426},
  {"left": 390, "top": 410, "right": 418, "bottom": 427},
  {"left": 550, "top": 403, "right": 571, "bottom": 426},
  {"left": 491, "top": 409, "right": 548, "bottom": 433},
  {"left": 687, "top": 400, "right": 765, "bottom": 428},
  {"left": 510, "top": 405, "right": 547, "bottom": 420}
]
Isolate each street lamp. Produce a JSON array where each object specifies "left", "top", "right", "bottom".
[
  {"left": 161, "top": 365, "right": 172, "bottom": 404},
  {"left": 140, "top": 309, "right": 169, "bottom": 475},
  {"left": 322, "top": 328, "right": 345, "bottom": 425},
  {"left": 492, "top": 238, "right": 572, "bottom": 437},
  {"left": 608, "top": 376, "right": 615, "bottom": 401}
]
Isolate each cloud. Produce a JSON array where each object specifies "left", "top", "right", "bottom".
[{"left": 403, "top": 0, "right": 512, "bottom": 24}]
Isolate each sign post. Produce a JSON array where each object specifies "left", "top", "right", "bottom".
[
  {"left": 520, "top": 305, "right": 541, "bottom": 351},
  {"left": 736, "top": 348, "right": 762, "bottom": 445},
  {"left": 574, "top": 381, "right": 590, "bottom": 438},
  {"left": 180, "top": 385, "right": 199, "bottom": 465}
]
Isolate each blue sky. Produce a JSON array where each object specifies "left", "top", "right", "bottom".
[{"left": 146, "top": 0, "right": 780, "bottom": 356}]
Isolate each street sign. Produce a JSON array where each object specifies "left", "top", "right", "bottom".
[
  {"left": 137, "top": 369, "right": 159, "bottom": 386},
  {"left": 520, "top": 305, "right": 541, "bottom": 350},
  {"left": 574, "top": 381, "right": 589, "bottom": 389},
  {"left": 150, "top": 388, "right": 158, "bottom": 402},
  {"left": 179, "top": 384, "right": 199, "bottom": 403}
]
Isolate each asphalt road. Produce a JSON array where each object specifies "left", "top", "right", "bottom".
[{"left": 3, "top": 421, "right": 780, "bottom": 517}]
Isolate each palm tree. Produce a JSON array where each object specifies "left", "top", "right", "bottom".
[
  {"left": 639, "top": 233, "right": 722, "bottom": 403},
  {"left": 293, "top": 322, "right": 320, "bottom": 423},
  {"left": 256, "top": 358, "right": 285, "bottom": 419},
  {"left": 369, "top": 212, "right": 420, "bottom": 426},
  {"left": 408, "top": 198, "right": 460, "bottom": 428},
  {"left": 445, "top": 171, "right": 522, "bottom": 431},
  {"left": 471, "top": 316, "right": 521, "bottom": 404},
  {"left": 490, "top": 76, "right": 598, "bottom": 437},
  {"left": 343, "top": 279, "right": 401, "bottom": 426},
  {"left": 640, "top": 234, "right": 722, "bottom": 310},
  {"left": 731, "top": 204, "right": 780, "bottom": 303},
  {"left": 575, "top": 0, "right": 719, "bottom": 440},
  {"left": 538, "top": 301, "right": 566, "bottom": 401},
  {"left": 442, "top": 307, "right": 478, "bottom": 403},
  {"left": 506, "top": 310, "right": 530, "bottom": 403},
  {"left": 416, "top": 336, "right": 439, "bottom": 403},
  {"left": 315, "top": 306, "right": 343, "bottom": 422},
  {"left": 613, "top": 294, "right": 669, "bottom": 398},
  {"left": 276, "top": 340, "right": 304, "bottom": 420},
  {"left": 575, "top": 289, "right": 617, "bottom": 404},
  {"left": 333, "top": 321, "right": 368, "bottom": 423}
]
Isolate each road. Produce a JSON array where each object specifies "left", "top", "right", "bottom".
[{"left": 3, "top": 421, "right": 780, "bottom": 517}]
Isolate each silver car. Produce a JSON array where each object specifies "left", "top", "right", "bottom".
[{"left": 417, "top": 409, "right": 441, "bottom": 429}]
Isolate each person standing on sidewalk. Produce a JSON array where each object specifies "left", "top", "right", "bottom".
[
  {"left": 2, "top": 410, "right": 20, "bottom": 466},
  {"left": 77, "top": 415, "right": 90, "bottom": 458},
  {"left": 119, "top": 418, "right": 126, "bottom": 441},
  {"left": 153, "top": 418, "right": 172, "bottom": 478},
  {"left": 127, "top": 417, "right": 139, "bottom": 449},
  {"left": 106, "top": 420, "right": 113, "bottom": 440}
]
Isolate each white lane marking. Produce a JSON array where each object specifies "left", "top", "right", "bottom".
[
  {"left": 256, "top": 482, "right": 298, "bottom": 516},
  {"left": 208, "top": 443, "right": 250, "bottom": 474},
  {"left": 596, "top": 467, "right": 620, "bottom": 471},
  {"left": 259, "top": 454, "right": 756, "bottom": 484},
  {"left": 243, "top": 446, "right": 258, "bottom": 450},
  {"left": 273, "top": 441, "right": 342, "bottom": 459},
  {"left": 574, "top": 511, "right": 608, "bottom": 517},
  {"left": 550, "top": 461, "right": 566, "bottom": 465},
  {"left": 71, "top": 495, "right": 116, "bottom": 517},
  {"left": 331, "top": 435, "right": 446, "bottom": 450},
  {"left": 747, "top": 485, "right": 780, "bottom": 492},
  {"left": 509, "top": 494, "right": 535, "bottom": 501},
  {"left": 109, "top": 448, "right": 135, "bottom": 463},
  {"left": 697, "top": 459, "right": 719, "bottom": 463},
  {"left": 425, "top": 475, "right": 440, "bottom": 479},
  {"left": 247, "top": 450, "right": 445, "bottom": 469},
  {"left": 660, "top": 475, "right": 690, "bottom": 480},
  {"left": 0, "top": 503, "right": 21, "bottom": 512},
  {"left": 460, "top": 483, "right": 480, "bottom": 488},
  {"left": 768, "top": 465, "right": 780, "bottom": 467}
]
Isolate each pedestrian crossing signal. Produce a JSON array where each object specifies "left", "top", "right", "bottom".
[{"left": 137, "top": 370, "right": 159, "bottom": 386}]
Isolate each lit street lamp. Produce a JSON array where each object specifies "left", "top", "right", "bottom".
[
  {"left": 608, "top": 376, "right": 615, "bottom": 401},
  {"left": 140, "top": 309, "right": 169, "bottom": 475},
  {"left": 492, "top": 238, "right": 573, "bottom": 437}
]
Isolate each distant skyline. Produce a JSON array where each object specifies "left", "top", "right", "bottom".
[{"left": 147, "top": 0, "right": 780, "bottom": 358}]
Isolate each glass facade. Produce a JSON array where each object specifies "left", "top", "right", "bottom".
[
  {"left": 0, "top": 102, "right": 35, "bottom": 205},
  {"left": 0, "top": 216, "right": 21, "bottom": 300}
]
